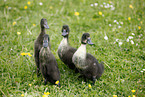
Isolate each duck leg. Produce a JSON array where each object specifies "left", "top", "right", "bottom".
[
  {"left": 44, "top": 79, "right": 47, "bottom": 85},
  {"left": 92, "top": 76, "right": 96, "bottom": 85}
]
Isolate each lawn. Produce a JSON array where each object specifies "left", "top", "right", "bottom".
[{"left": 0, "top": 0, "right": 144, "bottom": 97}]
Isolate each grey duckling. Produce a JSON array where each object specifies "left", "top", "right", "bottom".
[
  {"left": 39, "top": 34, "right": 60, "bottom": 87},
  {"left": 34, "top": 18, "right": 50, "bottom": 77},
  {"left": 72, "top": 33, "right": 104, "bottom": 85},
  {"left": 58, "top": 25, "right": 78, "bottom": 72}
]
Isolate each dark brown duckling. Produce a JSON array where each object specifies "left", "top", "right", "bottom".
[
  {"left": 34, "top": 18, "right": 50, "bottom": 77},
  {"left": 72, "top": 33, "right": 104, "bottom": 85},
  {"left": 58, "top": 25, "right": 78, "bottom": 73},
  {"left": 39, "top": 34, "right": 60, "bottom": 87}
]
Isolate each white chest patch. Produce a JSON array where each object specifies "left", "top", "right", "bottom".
[
  {"left": 72, "top": 44, "right": 88, "bottom": 69},
  {"left": 58, "top": 38, "right": 68, "bottom": 57}
]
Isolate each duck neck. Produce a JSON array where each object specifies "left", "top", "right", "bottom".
[
  {"left": 40, "top": 27, "right": 46, "bottom": 35},
  {"left": 61, "top": 37, "right": 68, "bottom": 46},
  {"left": 78, "top": 44, "right": 87, "bottom": 54}
]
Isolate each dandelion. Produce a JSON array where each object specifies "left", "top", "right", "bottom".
[
  {"left": 131, "top": 90, "right": 136, "bottom": 93},
  {"left": 6, "top": 6, "right": 8, "bottom": 8},
  {"left": 104, "top": 35, "right": 108, "bottom": 40},
  {"left": 128, "top": 96, "right": 131, "bottom": 97},
  {"left": 33, "top": 24, "right": 36, "bottom": 26},
  {"left": 132, "top": 33, "right": 135, "bottom": 35},
  {"left": 27, "top": 53, "right": 32, "bottom": 56},
  {"left": 27, "top": 1, "right": 31, "bottom": 5},
  {"left": 39, "top": 2, "right": 43, "bottom": 5},
  {"left": 130, "top": 40, "right": 134, "bottom": 44},
  {"left": 141, "top": 71, "right": 143, "bottom": 72},
  {"left": 128, "top": 17, "right": 131, "bottom": 21},
  {"left": 24, "top": 6, "right": 27, "bottom": 9},
  {"left": 49, "top": 6, "right": 53, "bottom": 9},
  {"left": 132, "top": 95, "right": 136, "bottom": 97},
  {"left": 74, "top": 12, "right": 79, "bottom": 16},
  {"left": 119, "top": 42, "right": 123, "bottom": 46},
  {"left": 21, "top": 53, "right": 27, "bottom": 56},
  {"left": 88, "top": 84, "right": 92, "bottom": 88},
  {"left": 90, "top": 4, "right": 94, "bottom": 7},
  {"left": 138, "top": 26, "right": 141, "bottom": 30},
  {"left": 17, "top": 32, "right": 21, "bottom": 35},
  {"left": 99, "top": 11, "right": 102, "bottom": 15},
  {"left": 29, "top": 84, "right": 32, "bottom": 86},
  {"left": 44, "top": 92, "right": 50, "bottom": 95},
  {"left": 42, "top": 95, "right": 48, "bottom": 97},
  {"left": 21, "top": 94, "right": 24, "bottom": 96},
  {"left": 113, "top": 95, "right": 117, "bottom": 97},
  {"left": 129, "top": 5, "right": 133, "bottom": 9},
  {"left": 13, "top": 22, "right": 16, "bottom": 25},
  {"left": 55, "top": 80, "right": 59, "bottom": 85}
]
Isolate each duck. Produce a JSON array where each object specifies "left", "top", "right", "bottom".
[
  {"left": 72, "top": 33, "right": 104, "bottom": 85},
  {"left": 58, "top": 25, "right": 78, "bottom": 72},
  {"left": 39, "top": 34, "right": 60, "bottom": 87},
  {"left": 34, "top": 18, "right": 50, "bottom": 77}
]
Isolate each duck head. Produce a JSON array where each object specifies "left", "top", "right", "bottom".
[
  {"left": 81, "top": 33, "right": 94, "bottom": 45},
  {"left": 43, "top": 34, "right": 50, "bottom": 48},
  {"left": 61, "top": 25, "right": 70, "bottom": 37},
  {"left": 40, "top": 18, "right": 49, "bottom": 29}
]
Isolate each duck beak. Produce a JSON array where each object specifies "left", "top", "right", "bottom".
[
  {"left": 62, "top": 29, "right": 68, "bottom": 36},
  {"left": 43, "top": 40, "right": 48, "bottom": 47},
  {"left": 87, "top": 38, "right": 94, "bottom": 45},
  {"left": 44, "top": 24, "right": 49, "bottom": 29}
]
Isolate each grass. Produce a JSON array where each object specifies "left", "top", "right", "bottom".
[{"left": 0, "top": 0, "right": 144, "bottom": 97}]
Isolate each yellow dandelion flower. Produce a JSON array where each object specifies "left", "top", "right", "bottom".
[
  {"left": 13, "top": 22, "right": 16, "bottom": 26},
  {"left": 24, "top": 6, "right": 27, "bottom": 9},
  {"left": 6, "top": 6, "right": 8, "bottom": 8},
  {"left": 99, "top": 11, "right": 102, "bottom": 15},
  {"left": 17, "top": 32, "right": 21, "bottom": 35},
  {"left": 128, "top": 96, "right": 131, "bottom": 97},
  {"left": 44, "top": 92, "right": 50, "bottom": 95},
  {"left": 21, "top": 53, "right": 27, "bottom": 56},
  {"left": 21, "top": 94, "right": 24, "bottom": 96},
  {"left": 131, "top": 90, "right": 136, "bottom": 93},
  {"left": 33, "top": 24, "right": 36, "bottom": 26},
  {"left": 49, "top": 6, "right": 53, "bottom": 9},
  {"left": 27, "top": 1, "right": 31, "bottom": 5},
  {"left": 88, "top": 84, "right": 92, "bottom": 88},
  {"left": 29, "top": 84, "right": 32, "bottom": 86},
  {"left": 133, "top": 95, "right": 136, "bottom": 97},
  {"left": 138, "top": 26, "right": 141, "bottom": 29},
  {"left": 55, "top": 80, "right": 59, "bottom": 85},
  {"left": 128, "top": 17, "right": 131, "bottom": 21},
  {"left": 74, "top": 12, "right": 79, "bottom": 16},
  {"left": 27, "top": 53, "right": 32, "bottom": 57},
  {"left": 129, "top": 5, "right": 133, "bottom": 9},
  {"left": 42, "top": 95, "right": 48, "bottom": 97},
  {"left": 113, "top": 95, "right": 117, "bottom": 97}
]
